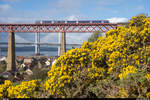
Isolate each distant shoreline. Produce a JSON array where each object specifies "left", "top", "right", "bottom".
[{"left": 0, "top": 46, "right": 78, "bottom": 57}]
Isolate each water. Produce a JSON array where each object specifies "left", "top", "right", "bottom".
[{"left": 0, "top": 45, "right": 79, "bottom": 57}]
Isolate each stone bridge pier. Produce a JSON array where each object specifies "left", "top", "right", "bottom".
[
  {"left": 59, "top": 32, "right": 66, "bottom": 56},
  {"left": 6, "top": 27, "right": 16, "bottom": 72}
]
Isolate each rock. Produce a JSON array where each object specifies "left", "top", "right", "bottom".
[{"left": 25, "top": 69, "right": 33, "bottom": 75}]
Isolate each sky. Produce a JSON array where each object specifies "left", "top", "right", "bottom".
[{"left": 0, "top": 0, "right": 150, "bottom": 44}]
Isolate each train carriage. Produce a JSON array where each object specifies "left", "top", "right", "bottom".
[
  {"left": 78, "top": 21, "right": 91, "bottom": 23},
  {"left": 66, "top": 21, "right": 77, "bottom": 23},
  {"left": 35, "top": 20, "right": 109, "bottom": 24}
]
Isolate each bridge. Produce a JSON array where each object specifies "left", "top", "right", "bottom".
[
  {"left": 0, "top": 22, "right": 118, "bottom": 72},
  {"left": 0, "top": 42, "right": 82, "bottom": 46}
]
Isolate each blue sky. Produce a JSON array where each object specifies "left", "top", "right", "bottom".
[
  {"left": 0, "top": 0, "right": 150, "bottom": 44},
  {"left": 0, "top": 0, "right": 149, "bottom": 23}
]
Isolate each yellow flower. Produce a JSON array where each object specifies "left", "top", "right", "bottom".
[
  {"left": 119, "top": 65, "right": 137, "bottom": 80},
  {"left": 146, "top": 92, "right": 150, "bottom": 98},
  {"left": 62, "top": 96, "right": 65, "bottom": 98},
  {"left": 119, "top": 88, "right": 128, "bottom": 98},
  {"left": 145, "top": 74, "right": 150, "bottom": 81}
]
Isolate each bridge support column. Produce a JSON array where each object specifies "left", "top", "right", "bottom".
[
  {"left": 60, "top": 32, "right": 66, "bottom": 56},
  {"left": 58, "top": 32, "right": 61, "bottom": 56},
  {"left": 6, "top": 31, "right": 16, "bottom": 72},
  {"left": 35, "top": 32, "right": 40, "bottom": 55}
]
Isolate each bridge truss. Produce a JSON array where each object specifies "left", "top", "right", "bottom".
[
  {"left": 0, "top": 22, "right": 118, "bottom": 71},
  {"left": 0, "top": 23, "right": 117, "bottom": 33}
]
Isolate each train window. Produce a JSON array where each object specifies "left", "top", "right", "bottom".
[
  {"left": 55, "top": 21, "right": 65, "bottom": 23},
  {"left": 42, "top": 21, "right": 52, "bottom": 24},
  {"left": 92, "top": 21, "right": 102, "bottom": 23},
  {"left": 67, "top": 21, "right": 76, "bottom": 23},
  {"left": 103, "top": 20, "right": 109, "bottom": 23}
]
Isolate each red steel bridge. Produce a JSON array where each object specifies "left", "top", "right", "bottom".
[
  {"left": 0, "top": 23, "right": 117, "bottom": 33},
  {"left": 0, "top": 22, "right": 118, "bottom": 71}
]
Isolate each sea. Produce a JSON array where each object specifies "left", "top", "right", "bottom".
[{"left": 0, "top": 45, "right": 80, "bottom": 57}]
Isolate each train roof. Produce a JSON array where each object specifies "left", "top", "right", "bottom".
[
  {"left": 35, "top": 20, "right": 109, "bottom": 24},
  {"left": 36, "top": 20, "right": 109, "bottom": 21}
]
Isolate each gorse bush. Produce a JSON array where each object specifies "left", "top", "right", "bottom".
[
  {"left": 0, "top": 14, "right": 150, "bottom": 98},
  {"left": 44, "top": 14, "right": 150, "bottom": 98}
]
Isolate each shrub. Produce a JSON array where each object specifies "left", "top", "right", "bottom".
[
  {"left": 44, "top": 14, "right": 150, "bottom": 98},
  {"left": 0, "top": 61, "right": 6, "bottom": 73},
  {"left": 26, "top": 67, "right": 49, "bottom": 81}
]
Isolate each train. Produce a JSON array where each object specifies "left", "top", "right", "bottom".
[{"left": 35, "top": 20, "right": 109, "bottom": 24}]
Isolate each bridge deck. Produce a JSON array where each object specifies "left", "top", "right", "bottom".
[{"left": 0, "top": 23, "right": 117, "bottom": 33}]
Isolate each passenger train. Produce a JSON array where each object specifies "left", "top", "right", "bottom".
[{"left": 35, "top": 20, "right": 109, "bottom": 24}]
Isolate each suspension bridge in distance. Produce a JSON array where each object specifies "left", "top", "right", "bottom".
[{"left": 0, "top": 42, "right": 82, "bottom": 46}]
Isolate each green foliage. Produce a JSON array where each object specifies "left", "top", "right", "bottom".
[
  {"left": 0, "top": 75, "right": 5, "bottom": 84},
  {"left": 129, "top": 14, "right": 147, "bottom": 29},
  {"left": 0, "top": 61, "right": 6, "bottom": 73},
  {"left": 26, "top": 67, "right": 49, "bottom": 81},
  {"left": 88, "top": 31, "right": 103, "bottom": 42},
  {"left": 13, "top": 81, "right": 22, "bottom": 86}
]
